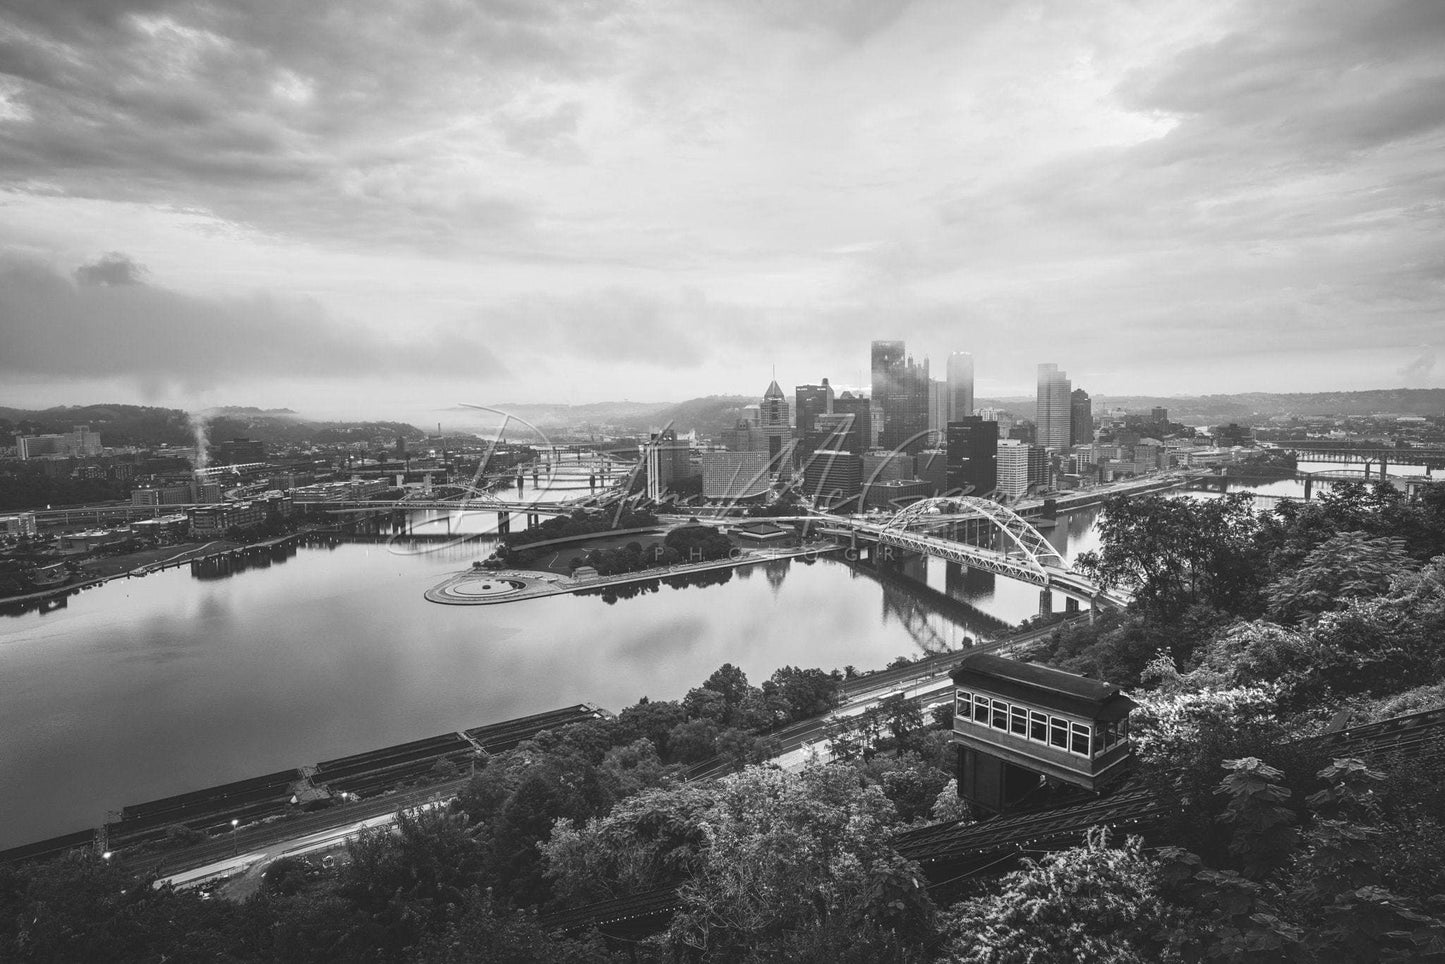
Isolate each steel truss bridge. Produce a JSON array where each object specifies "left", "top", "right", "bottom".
[
  {"left": 804, "top": 496, "right": 1128, "bottom": 609},
  {"left": 1274, "top": 444, "right": 1445, "bottom": 470}
]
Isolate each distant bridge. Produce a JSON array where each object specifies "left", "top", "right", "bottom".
[{"left": 1273, "top": 443, "right": 1445, "bottom": 471}]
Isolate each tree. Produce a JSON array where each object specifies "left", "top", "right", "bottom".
[
  {"left": 339, "top": 806, "right": 491, "bottom": 954},
  {"left": 1266, "top": 531, "right": 1412, "bottom": 624},
  {"left": 763, "top": 665, "right": 841, "bottom": 722},
  {"left": 939, "top": 828, "right": 1183, "bottom": 964},
  {"left": 665, "top": 764, "right": 935, "bottom": 963},
  {"left": 663, "top": 524, "right": 733, "bottom": 562},
  {"left": 540, "top": 783, "right": 715, "bottom": 906},
  {"left": 1075, "top": 493, "right": 1263, "bottom": 621},
  {"left": 1185, "top": 620, "right": 1317, "bottom": 705}
]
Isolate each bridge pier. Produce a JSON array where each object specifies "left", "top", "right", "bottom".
[
  {"left": 496, "top": 512, "right": 510, "bottom": 534},
  {"left": 1304, "top": 476, "right": 1313, "bottom": 501},
  {"left": 1038, "top": 589, "right": 1053, "bottom": 617}
]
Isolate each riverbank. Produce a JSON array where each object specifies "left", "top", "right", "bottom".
[
  {"left": 425, "top": 542, "right": 845, "bottom": 605},
  {"left": 0, "top": 530, "right": 314, "bottom": 611}
]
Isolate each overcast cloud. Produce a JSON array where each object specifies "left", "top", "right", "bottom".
[{"left": 0, "top": 0, "right": 1441, "bottom": 417}]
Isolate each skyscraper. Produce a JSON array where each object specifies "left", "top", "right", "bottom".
[
  {"left": 759, "top": 378, "right": 791, "bottom": 465},
  {"left": 946, "top": 352, "right": 974, "bottom": 422},
  {"left": 871, "top": 340, "right": 905, "bottom": 403},
  {"left": 996, "top": 439, "right": 1030, "bottom": 499},
  {"left": 828, "top": 391, "right": 872, "bottom": 454},
  {"left": 1071, "top": 389, "right": 1093, "bottom": 447},
  {"left": 794, "top": 380, "right": 834, "bottom": 442},
  {"left": 1035, "top": 363, "right": 1072, "bottom": 453},
  {"left": 946, "top": 417, "right": 998, "bottom": 496},
  {"left": 872, "top": 340, "right": 930, "bottom": 454},
  {"left": 926, "top": 378, "right": 949, "bottom": 446}
]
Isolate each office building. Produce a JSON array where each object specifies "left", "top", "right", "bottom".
[
  {"left": 1071, "top": 390, "right": 1093, "bottom": 447},
  {"left": 862, "top": 451, "right": 912, "bottom": 486},
  {"left": 188, "top": 501, "right": 267, "bottom": 537},
  {"left": 946, "top": 352, "right": 974, "bottom": 422},
  {"left": 218, "top": 438, "right": 266, "bottom": 465},
  {"left": 794, "top": 380, "right": 834, "bottom": 440},
  {"left": 1152, "top": 407, "right": 1169, "bottom": 424},
  {"left": 977, "top": 407, "right": 1015, "bottom": 436},
  {"left": 131, "top": 483, "right": 192, "bottom": 507},
  {"left": 17, "top": 425, "right": 102, "bottom": 460},
  {"left": 802, "top": 449, "right": 862, "bottom": 511},
  {"left": 1027, "top": 445, "right": 1050, "bottom": 489},
  {"left": 0, "top": 513, "right": 38, "bottom": 538},
  {"left": 700, "top": 451, "right": 771, "bottom": 502},
  {"left": 946, "top": 417, "right": 998, "bottom": 497},
  {"left": 1036, "top": 364, "right": 1072, "bottom": 453},
  {"left": 807, "top": 413, "right": 856, "bottom": 458},
  {"left": 759, "top": 379, "right": 791, "bottom": 465},
  {"left": 914, "top": 449, "right": 948, "bottom": 495},
  {"left": 872, "top": 340, "right": 931, "bottom": 454},
  {"left": 996, "top": 439, "right": 1030, "bottom": 499},
  {"left": 862, "top": 478, "right": 931, "bottom": 511},
  {"left": 722, "top": 419, "right": 764, "bottom": 453},
  {"left": 927, "top": 378, "right": 949, "bottom": 446},
  {"left": 830, "top": 392, "right": 872, "bottom": 454},
  {"left": 871, "top": 340, "right": 906, "bottom": 404},
  {"left": 640, "top": 428, "right": 692, "bottom": 500}
]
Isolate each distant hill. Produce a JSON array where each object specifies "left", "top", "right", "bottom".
[
  {"left": 478, "top": 396, "right": 754, "bottom": 438},
  {"left": 976, "top": 389, "right": 1445, "bottom": 425},
  {"left": 0, "top": 403, "right": 424, "bottom": 449}
]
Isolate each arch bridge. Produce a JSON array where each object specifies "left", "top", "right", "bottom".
[{"left": 818, "top": 496, "right": 1128, "bottom": 609}]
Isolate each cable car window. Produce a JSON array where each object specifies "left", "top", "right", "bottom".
[
  {"left": 1071, "top": 722, "right": 1090, "bottom": 755},
  {"left": 1010, "top": 706, "right": 1028, "bottom": 735},
  {"left": 991, "top": 699, "right": 1008, "bottom": 729},
  {"left": 956, "top": 691, "right": 971, "bottom": 723},
  {"left": 1049, "top": 717, "right": 1068, "bottom": 749},
  {"left": 973, "top": 696, "right": 989, "bottom": 723},
  {"left": 1030, "top": 711, "right": 1047, "bottom": 742}
]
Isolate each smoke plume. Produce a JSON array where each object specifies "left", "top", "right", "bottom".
[{"left": 190, "top": 412, "right": 211, "bottom": 470}]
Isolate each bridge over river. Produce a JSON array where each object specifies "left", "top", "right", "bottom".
[{"left": 763, "top": 496, "right": 1130, "bottom": 611}]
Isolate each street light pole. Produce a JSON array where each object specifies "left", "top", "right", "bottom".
[{"left": 231, "top": 818, "right": 239, "bottom": 855}]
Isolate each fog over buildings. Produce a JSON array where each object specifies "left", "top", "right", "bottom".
[{"left": 0, "top": 1, "right": 1443, "bottom": 419}]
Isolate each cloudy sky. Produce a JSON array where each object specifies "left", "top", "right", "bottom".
[{"left": 1, "top": 0, "right": 1442, "bottom": 420}]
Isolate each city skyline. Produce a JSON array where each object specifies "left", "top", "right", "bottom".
[{"left": 2, "top": 1, "right": 1443, "bottom": 422}]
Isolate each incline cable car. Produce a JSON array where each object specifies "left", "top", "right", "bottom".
[{"left": 950, "top": 653, "right": 1137, "bottom": 814}]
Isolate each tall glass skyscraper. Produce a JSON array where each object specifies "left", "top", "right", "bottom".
[
  {"left": 1036, "top": 363, "right": 1072, "bottom": 453},
  {"left": 1071, "top": 388, "right": 1093, "bottom": 446},
  {"left": 871, "top": 340, "right": 930, "bottom": 454},
  {"left": 946, "top": 352, "right": 974, "bottom": 422}
]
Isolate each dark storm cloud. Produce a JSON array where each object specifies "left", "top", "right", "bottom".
[
  {"left": 1120, "top": 0, "right": 1445, "bottom": 163},
  {"left": 74, "top": 252, "right": 148, "bottom": 286},
  {"left": 0, "top": 0, "right": 621, "bottom": 246},
  {"left": 0, "top": 252, "right": 505, "bottom": 388}
]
